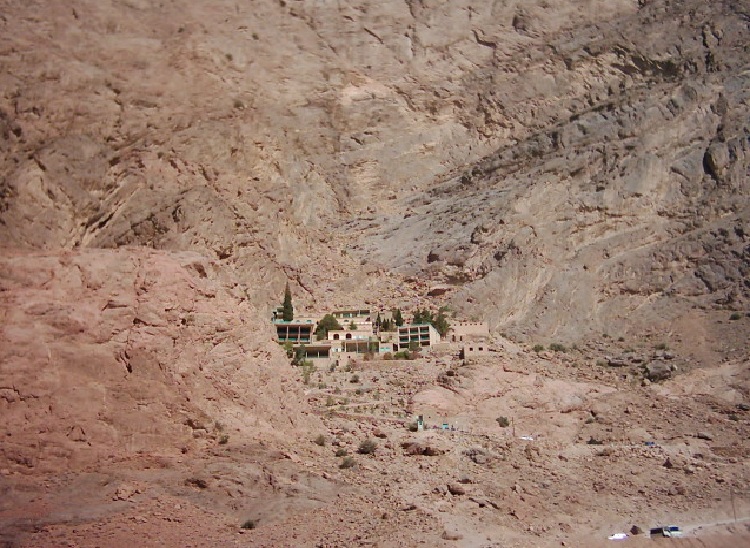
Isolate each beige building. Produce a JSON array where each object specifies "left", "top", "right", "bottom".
[
  {"left": 461, "top": 343, "right": 492, "bottom": 359},
  {"left": 448, "top": 321, "right": 490, "bottom": 343},
  {"left": 398, "top": 324, "right": 440, "bottom": 350}
]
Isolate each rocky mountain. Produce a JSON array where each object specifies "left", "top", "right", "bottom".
[
  {"left": 2, "top": 0, "right": 747, "bottom": 333},
  {"left": 1, "top": 0, "right": 749, "bottom": 546}
]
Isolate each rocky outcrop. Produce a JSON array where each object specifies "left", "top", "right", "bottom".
[{"left": 0, "top": 248, "right": 315, "bottom": 472}]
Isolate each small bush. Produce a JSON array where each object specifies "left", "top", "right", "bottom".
[
  {"left": 393, "top": 350, "right": 411, "bottom": 360},
  {"left": 533, "top": 344, "right": 545, "bottom": 353},
  {"left": 654, "top": 342, "right": 669, "bottom": 351},
  {"left": 339, "top": 456, "right": 355, "bottom": 469},
  {"left": 314, "top": 434, "right": 326, "bottom": 447},
  {"left": 335, "top": 448, "right": 348, "bottom": 457},
  {"left": 496, "top": 416, "right": 510, "bottom": 428},
  {"left": 350, "top": 374, "right": 360, "bottom": 383},
  {"left": 358, "top": 438, "right": 378, "bottom": 455},
  {"left": 549, "top": 343, "right": 567, "bottom": 352},
  {"left": 325, "top": 395, "right": 335, "bottom": 407},
  {"left": 382, "top": 352, "right": 393, "bottom": 360},
  {"left": 617, "top": 336, "right": 625, "bottom": 342},
  {"left": 407, "top": 422, "right": 419, "bottom": 432},
  {"left": 729, "top": 312, "right": 742, "bottom": 321},
  {"left": 218, "top": 434, "right": 229, "bottom": 445},
  {"left": 241, "top": 519, "right": 256, "bottom": 530}
]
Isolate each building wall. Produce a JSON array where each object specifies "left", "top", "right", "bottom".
[
  {"left": 449, "top": 321, "right": 489, "bottom": 342},
  {"left": 462, "top": 344, "right": 492, "bottom": 358},
  {"left": 327, "top": 329, "right": 372, "bottom": 342}
]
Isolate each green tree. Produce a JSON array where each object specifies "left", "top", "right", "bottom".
[
  {"left": 282, "top": 282, "right": 294, "bottom": 321},
  {"left": 432, "top": 307, "right": 450, "bottom": 337},
  {"left": 292, "top": 344, "right": 306, "bottom": 366},
  {"left": 393, "top": 308, "right": 404, "bottom": 327},
  {"left": 375, "top": 312, "right": 381, "bottom": 331},
  {"left": 316, "top": 314, "right": 343, "bottom": 340},
  {"left": 349, "top": 320, "right": 357, "bottom": 330}
]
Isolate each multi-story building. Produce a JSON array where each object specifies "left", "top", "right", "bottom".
[
  {"left": 398, "top": 323, "right": 440, "bottom": 350},
  {"left": 273, "top": 318, "right": 317, "bottom": 344},
  {"left": 447, "top": 321, "right": 489, "bottom": 342}
]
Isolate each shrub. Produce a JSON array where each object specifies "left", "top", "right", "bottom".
[
  {"left": 393, "top": 350, "right": 411, "bottom": 360},
  {"left": 350, "top": 374, "right": 360, "bottom": 383},
  {"left": 730, "top": 312, "right": 742, "bottom": 321},
  {"left": 218, "top": 434, "right": 230, "bottom": 445},
  {"left": 358, "top": 438, "right": 378, "bottom": 455},
  {"left": 532, "top": 344, "right": 545, "bottom": 353},
  {"left": 407, "top": 422, "right": 419, "bottom": 432},
  {"left": 302, "top": 364, "right": 315, "bottom": 385},
  {"left": 316, "top": 314, "right": 343, "bottom": 340},
  {"left": 549, "top": 343, "right": 567, "bottom": 352},
  {"left": 496, "top": 416, "right": 510, "bottom": 428},
  {"left": 339, "top": 456, "right": 355, "bottom": 469},
  {"left": 335, "top": 448, "right": 348, "bottom": 457},
  {"left": 241, "top": 519, "right": 256, "bottom": 530},
  {"left": 654, "top": 342, "right": 669, "bottom": 351},
  {"left": 282, "top": 341, "right": 294, "bottom": 358},
  {"left": 314, "top": 434, "right": 326, "bottom": 447},
  {"left": 382, "top": 352, "right": 393, "bottom": 360},
  {"left": 325, "top": 395, "right": 335, "bottom": 407}
]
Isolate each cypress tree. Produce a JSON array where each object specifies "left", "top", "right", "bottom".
[
  {"left": 282, "top": 282, "right": 294, "bottom": 321},
  {"left": 393, "top": 308, "right": 404, "bottom": 327}
]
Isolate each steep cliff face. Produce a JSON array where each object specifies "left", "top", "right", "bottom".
[
  {"left": 347, "top": 0, "right": 750, "bottom": 337},
  {"left": 0, "top": 0, "right": 748, "bottom": 328}
]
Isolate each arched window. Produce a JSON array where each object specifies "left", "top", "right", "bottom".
[
  {"left": 333, "top": 333, "right": 340, "bottom": 340},
  {"left": 345, "top": 333, "right": 352, "bottom": 340}
]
